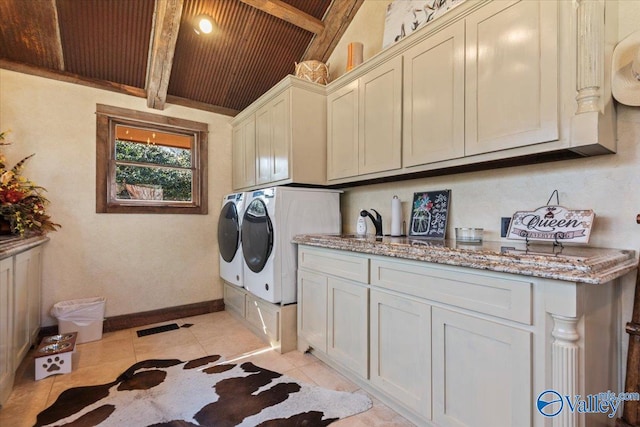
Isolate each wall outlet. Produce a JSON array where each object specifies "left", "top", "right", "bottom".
[{"left": 501, "top": 217, "right": 511, "bottom": 238}]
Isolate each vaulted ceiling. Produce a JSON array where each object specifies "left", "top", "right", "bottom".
[{"left": 0, "top": 0, "right": 363, "bottom": 116}]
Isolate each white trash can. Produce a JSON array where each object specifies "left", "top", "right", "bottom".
[{"left": 51, "top": 297, "right": 106, "bottom": 344}]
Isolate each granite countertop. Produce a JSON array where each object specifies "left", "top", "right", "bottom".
[
  {"left": 292, "top": 234, "right": 638, "bottom": 285},
  {"left": 0, "top": 235, "right": 49, "bottom": 260}
]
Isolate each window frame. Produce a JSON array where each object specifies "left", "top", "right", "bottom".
[{"left": 96, "top": 104, "right": 208, "bottom": 214}]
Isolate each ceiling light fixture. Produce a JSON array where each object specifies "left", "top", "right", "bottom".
[{"left": 193, "top": 14, "right": 214, "bottom": 35}]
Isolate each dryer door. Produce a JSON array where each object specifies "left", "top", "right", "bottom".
[
  {"left": 241, "top": 198, "right": 273, "bottom": 273},
  {"left": 217, "top": 201, "right": 240, "bottom": 263}
]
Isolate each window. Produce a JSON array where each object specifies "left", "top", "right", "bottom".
[{"left": 96, "top": 104, "right": 208, "bottom": 214}]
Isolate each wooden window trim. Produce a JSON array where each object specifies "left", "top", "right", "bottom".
[{"left": 96, "top": 104, "right": 208, "bottom": 214}]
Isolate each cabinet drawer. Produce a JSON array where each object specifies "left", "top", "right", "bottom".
[
  {"left": 370, "top": 258, "right": 532, "bottom": 324},
  {"left": 223, "top": 283, "right": 246, "bottom": 317},
  {"left": 299, "top": 246, "right": 369, "bottom": 283},
  {"left": 246, "top": 294, "right": 280, "bottom": 342}
]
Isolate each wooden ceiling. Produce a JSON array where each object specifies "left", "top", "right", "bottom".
[{"left": 0, "top": 0, "right": 363, "bottom": 116}]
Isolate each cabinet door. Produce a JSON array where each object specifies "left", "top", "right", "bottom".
[
  {"left": 232, "top": 115, "right": 256, "bottom": 190},
  {"left": 25, "top": 247, "right": 42, "bottom": 345},
  {"left": 256, "top": 92, "right": 291, "bottom": 185},
  {"left": 403, "top": 20, "right": 465, "bottom": 166},
  {"left": 370, "top": 289, "right": 431, "bottom": 419},
  {"left": 327, "top": 81, "right": 359, "bottom": 180},
  {"left": 14, "top": 247, "right": 42, "bottom": 352},
  {"left": 432, "top": 307, "right": 531, "bottom": 427},
  {"left": 269, "top": 91, "right": 291, "bottom": 182},
  {"left": 12, "top": 252, "right": 30, "bottom": 367},
  {"left": 465, "top": 0, "right": 558, "bottom": 155},
  {"left": 327, "top": 277, "right": 368, "bottom": 379},
  {"left": 297, "top": 270, "right": 327, "bottom": 352},
  {"left": 0, "top": 257, "right": 14, "bottom": 406},
  {"left": 359, "top": 56, "right": 402, "bottom": 175},
  {"left": 255, "top": 103, "right": 273, "bottom": 185}
]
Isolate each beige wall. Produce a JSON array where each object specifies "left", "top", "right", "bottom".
[
  {"left": 0, "top": 70, "right": 233, "bottom": 326},
  {"left": 328, "top": 0, "right": 640, "bottom": 389},
  {"left": 327, "top": 0, "right": 391, "bottom": 80}
]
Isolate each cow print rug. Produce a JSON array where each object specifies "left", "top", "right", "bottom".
[{"left": 34, "top": 354, "right": 372, "bottom": 426}]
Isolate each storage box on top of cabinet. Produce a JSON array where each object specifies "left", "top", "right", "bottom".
[
  {"left": 325, "top": 0, "right": 618, "bottom": 185},
  {"left": 231, "top": 75, "right": 327, "bottom": 191}
]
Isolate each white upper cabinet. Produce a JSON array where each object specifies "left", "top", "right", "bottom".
[
  {"left": 465, "top": 0, "right": 558, "bottom": 155},
  {"left": 232, "top": 0, "right": 616, "bottom": 186},
  {"left": 327, "top": 80, "right": 359, "bottom": 180},
  {"left": 403, "top": 20, "right": 465, "bottom": 167},
  {"left": 256, "top": 91, "right": 290, "bottom": 185},
  {"left": 231, "top": 114, "right": 256, "bottom": 190},
  {"left": 358, "top": 56, "right": 403, "bottom": 175},
  {"left": 327, "top": 56, "right": 402, "bottom": 181},
  {"left": 321, "top": 0, "right": 616, "bottom": 185},
  {"left": 230, "top": 76, "right": 326, "bottom": 191}
]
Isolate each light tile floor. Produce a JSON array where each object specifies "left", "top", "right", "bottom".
[{"left": 0, "top": 311, "right": 415, "bottom": 426}]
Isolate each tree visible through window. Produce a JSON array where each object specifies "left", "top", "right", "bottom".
[{"left": 96, "top": 105, "right": 208, "bottom": 214}]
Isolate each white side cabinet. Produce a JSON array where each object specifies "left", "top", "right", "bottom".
[
  {"left": 13, "top": 246, "right": 42, "bottom": 367},
  {"left": 0, "top": 257, "right": 14, "bottom": 407},
  {"left": 0, "top": 241, "right": 46, "bottom": 408}
]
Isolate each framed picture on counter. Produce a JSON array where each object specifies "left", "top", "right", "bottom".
[{"left": 409, "top": 189, "right": 450, "bottom": 239}]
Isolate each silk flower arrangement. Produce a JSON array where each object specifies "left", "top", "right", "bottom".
[{"left": 0, "top": 130, "right": 60, "bottom": 236}]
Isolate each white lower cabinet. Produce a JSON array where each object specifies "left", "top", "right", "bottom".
[
  {"left": 298, "top": 270, "right": 328, "bottom": 353},
  {"left": 296, "top": 244, "right": 622, "bottom": 427},
  {"left": 370, "top": 289, "right": 431, "bottom": 420},
  {"left": 297, "top": 247, "right": 369, "bottom": 379},
  {"left": 432, "top": 307, "right": 531, "bottom": 427},
  {"left": 297, "top": 272, "right": 369, "bottom": 380},
  {"left": 327, "top": 277, "right": 368, "bottom": 379}
]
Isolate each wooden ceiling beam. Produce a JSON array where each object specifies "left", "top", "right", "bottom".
[
  {"left": 0, "top": 59, "right": 147, "bottom": 98},
  {"left": 0, "top": 0, "right": 64, "bottom": 70},
  {"left": 302, "top": 0, "right": 364, "bottom": 63},
  {"left": 0, "top": 59, "right": 239, "bottom": 117},
  {"left": 146, "top": 0, "right": 183, "bottom": 110},
  {"left": 239, "top": 0, "right": 324, "bottom": 34}
]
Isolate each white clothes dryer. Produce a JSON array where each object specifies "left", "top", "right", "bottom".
[
  {"left": 241, "top": 187, "right": 341, "bottom": 304},
  {"left": 217, "top": 192, "right": 247, "bottom": 287}
]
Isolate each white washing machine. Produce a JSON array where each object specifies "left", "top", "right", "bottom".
[
  {"left": 241, "top": 187, "right": 341, "bottom": 304},
  {"left": 217, "top": 192, "right": 247, "bottom": 287}
]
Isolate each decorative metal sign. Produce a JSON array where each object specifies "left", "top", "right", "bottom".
[{"left": 507, "top": 205, "right": 594, "bottom": 244}]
